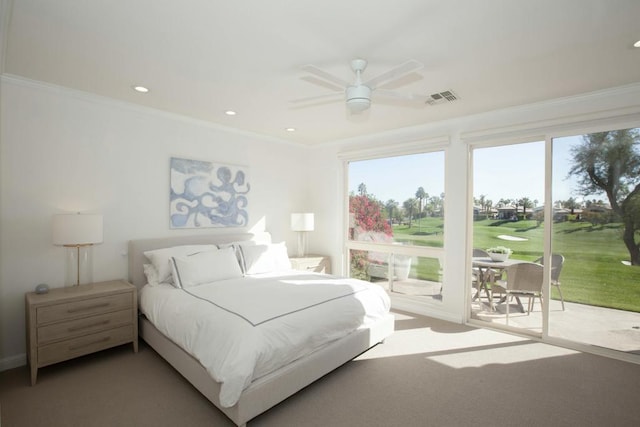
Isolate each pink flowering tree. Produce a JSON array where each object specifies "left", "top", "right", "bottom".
[{"left": 349, "top": 193, "right": 393, "bottom": 279}]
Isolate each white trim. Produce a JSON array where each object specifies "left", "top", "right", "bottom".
[
  {"left": 0, "top": 0, "right": 13, "bottom": 74},
  {"left": 0, "top": 353, "right": 26, "bottom": 372},
  {"left": 461, "top": 108, "right": 640, "bottom": 145},
  {"left": 543, "top": 136, "right": 553, "bottom": 338},
  {"left": 346, "top": 241, "right": 443, "bottom": 258},
  {"left": 338, "top": 135, "right": 449, "bottom": 161}
]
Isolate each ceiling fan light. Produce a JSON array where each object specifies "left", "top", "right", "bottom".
[
  {"left": 347, "top": 98, "right": 371, "bottom": 113},
  {"left": 346, "top": 85, "right": 372, "bottom": 113}
]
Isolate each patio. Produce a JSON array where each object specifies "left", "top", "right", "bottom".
[{"left": 374, "top": 278, "right": 640, "bottom": 355}]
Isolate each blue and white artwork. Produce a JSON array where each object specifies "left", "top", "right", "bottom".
[{"left": 170, "top": 157, "right": 250, "bottom": 228}]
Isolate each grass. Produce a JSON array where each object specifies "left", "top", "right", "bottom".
[{"left": 390, "top": 217, "right": 640, "bottom": 312}]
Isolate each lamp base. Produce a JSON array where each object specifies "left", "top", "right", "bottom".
[
  {"left": 296, "top": 231, "right": 308, "bottom": 258},
  {"left": 64, "top": 245, "right": 94, "bottom": 286}
]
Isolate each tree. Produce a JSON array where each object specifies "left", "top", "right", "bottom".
[
  {"left": 385, "top": 199, "right": 398, "bottom": 224},
  {"left": 349, "top": 194, "right": 392, "bottom": 236},
  {"left": 562, "top": 197, "right": 581, "bottom": 215},
  {"left": 568, "top": 129, "right": 640, "bottom": 265},
  {"left": 415, "top": 187, "right": 427, "bottom": 231},
  {"left": 349, "top": 193, "right": 393, "bottom": 279},
  {"left": 518, "top": 197, "right": 534, "bottom": 218},
  {"left": 403, "top": 198, "right": 417, "bottom": 228},
  {"left": 357, "top": 182, "right": 367, "bottom": 196},
  {"left": 478, "top": 194, "right": 486, "bottom": 213},
  {"left": 498, "top": 198, "right": 512, "bottom": 208}
]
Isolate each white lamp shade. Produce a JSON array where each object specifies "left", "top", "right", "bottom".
[
  {"left": 291, "top": 213, "right": 314, "bottom": 231},
  {"left": 53, "top": 214, "right": 103, "bottom": 245}
]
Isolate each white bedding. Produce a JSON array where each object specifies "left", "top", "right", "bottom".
[{"left": 139, "top": 270, "right": 390, "bottom": 407}]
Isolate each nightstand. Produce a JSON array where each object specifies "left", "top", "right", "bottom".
[
  {"left": 25, "top": 279, "right": 138, "bottom": 385},
  {"left": 289, "top": 255, "right": 331, "bottom": 274}
]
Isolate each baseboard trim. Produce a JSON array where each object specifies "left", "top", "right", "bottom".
[{"left": 0, "top": 353, "right": 26, "bottom": 372}]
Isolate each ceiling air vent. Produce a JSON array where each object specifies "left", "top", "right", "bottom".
[{"left": 426, "top": 90, "right": 458, "bottom": 105}]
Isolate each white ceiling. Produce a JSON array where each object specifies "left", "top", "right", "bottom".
[{"left": 2, "top": 0, "right": 640, "bottom": 145}]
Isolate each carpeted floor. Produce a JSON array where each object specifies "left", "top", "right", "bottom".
[{"left": 2, "top": 311, "right": 640, "bottom": 426}]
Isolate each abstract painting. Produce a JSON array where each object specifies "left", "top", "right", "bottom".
[{"left": 170, "top": 157, "right": 250, "bottom": 228}]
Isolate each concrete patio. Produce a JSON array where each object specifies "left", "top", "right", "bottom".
[{"left": 374, "top": 277, "right": 640, "bottom": 355}]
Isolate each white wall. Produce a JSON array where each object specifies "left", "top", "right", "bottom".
[{"left": 0, "top": 77, "right": 310, "bottom": 367}]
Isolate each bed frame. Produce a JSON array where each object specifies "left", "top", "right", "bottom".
[{"left": 128, "top": 232, "right": 395, "bottom": 426}]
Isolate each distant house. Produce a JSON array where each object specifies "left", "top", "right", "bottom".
[{"left": 497, "top": 205, "right": 523, "bottom": 220}]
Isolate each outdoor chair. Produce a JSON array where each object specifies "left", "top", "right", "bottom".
[
  {"left": 491, "top": 262, "right": 544, "bottom": 324},
  {"left": 534, "top": 254, "right": 565, "bottom": 310}
]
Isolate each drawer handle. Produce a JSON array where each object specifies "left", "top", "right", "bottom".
[
  {"left": 67, "top": 320, "right": 110, "bottom": 332},
  {"left": 67, "top": 302, "right": 110, "bottom": 314},
  {"left": 69, "top": 336, "right": 110, "bottom": 351}
]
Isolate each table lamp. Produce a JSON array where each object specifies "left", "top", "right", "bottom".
[
  {"left": 291, "top": 213, "right": 314, "bottom": 257},
  {"left": 53, "top": 213, "right": 103, "bottom": 286}
]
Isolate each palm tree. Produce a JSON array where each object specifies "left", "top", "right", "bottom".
[
  {"left": 357, "top": 183, "right": 367, "bottom": 196},
  {"left": 403, "top": 198, "right": 417, "bottom": 228},
  {"left": 385, "top": 199, "right": 398, "bottom": 224},
  {"left": 415, "top": 187, "right": 427, "bottom": 232},
  {"left": 518, "top": 197, "right": 534, "bottom": 218}
]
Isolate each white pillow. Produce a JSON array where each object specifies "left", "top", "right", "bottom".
[
  {"left": 240, "top": 242, "right": 291, "bottom": 275},
  {"left": 218, "top": 240, "right": 256, "bottom": 268},
  {"left": 144, "top": 245, "right": 218, "bottom": 284},
  {"left": 171, "top": 247, "right": 243, "bottom": 288},
  {"left": 143, "top": 263, "right": 160, "bottom": 286}
]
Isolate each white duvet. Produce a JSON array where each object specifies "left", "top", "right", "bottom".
[{"left": 139, "top": 270, "right": 390, "bottom": 407}]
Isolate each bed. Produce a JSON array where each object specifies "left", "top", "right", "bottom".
[{"left": 128, "top": 232, "right": 394, "bottom": 426}]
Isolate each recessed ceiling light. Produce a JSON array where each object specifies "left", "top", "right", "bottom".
[
  {"left": 634, "top": 40, "right": 640, "bottom": 48},
  {"left": 285, "top": 128, "right": 296, "bottom": 132},
  {"left": 133, "top": 86, "right": 149, "bottom": 93},
  {"left": 225, "top": 110, "right": 237, "bottom": 116}
]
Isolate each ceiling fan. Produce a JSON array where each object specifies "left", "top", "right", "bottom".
[{"left": 294, "top": 58, "right": 425, "bottom": 114}]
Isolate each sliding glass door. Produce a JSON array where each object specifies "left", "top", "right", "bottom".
[
  {"left": 549, "top": 130, "right": 640, "bottom": 354},
  {"left": 471, "top": 141, "right": 545, "bottom": 333},
  {"left": 470, "top": 127, "right": 640, "bottom": 357}
]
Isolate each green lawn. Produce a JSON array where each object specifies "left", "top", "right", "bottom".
[{"left": 391, "top": 217, "right": 640, "bottom": 312}]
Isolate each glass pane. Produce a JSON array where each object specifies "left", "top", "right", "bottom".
[
  {"left": 550, "top": 129, "right": 640, "bottom": 354},
  {"left": 349, "top": 249, "right": 443, "bottom": 301},
  {"left": 348, "top": 152, "right": 445, "bottom": 248},
  {"left": 471, "top": 141, "right": 545, "bottom": 333}
]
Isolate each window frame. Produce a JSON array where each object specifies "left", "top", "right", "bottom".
[{"left": 341, "top": 141, "right": 448, "bottom": 303}]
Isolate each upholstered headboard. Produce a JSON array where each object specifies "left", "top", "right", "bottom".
[{"left": 127, "top": 232, "right": 271, "bottom": 290}]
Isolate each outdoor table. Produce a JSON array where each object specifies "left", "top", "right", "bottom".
[{"left": 472, "top": 257, "right": 524, "bottom": 311}]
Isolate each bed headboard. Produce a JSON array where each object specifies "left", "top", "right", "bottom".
[{"left": 128, "top": 231, "right": 271, "bottom": 290}]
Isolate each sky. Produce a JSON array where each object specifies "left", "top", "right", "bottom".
[
  {"left": 348, "top": 136, "right": 603, "bottom": 208},
  {"left": 349, "top": 151, "right": 445, "bottom": 205}
]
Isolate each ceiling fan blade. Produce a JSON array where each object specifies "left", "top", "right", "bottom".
[
  {"left": 364, "top": 60, "right": 423, "bottom": 89},
  {"left": 300, "top": 75, "right": 344, "bottom": 92},
  {"left": 301, "top": 64, "right": 350, "bottom": 89},
  {"left": 290, "top": 92, "right": 343, "bottom": 104}
]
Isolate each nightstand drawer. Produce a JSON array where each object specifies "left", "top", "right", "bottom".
[
  {"left": 37, "top": 293, "right": 131, "bottom": 325},
  {"left": 290, "top": 255, "right": 331, "bottom": 274},
  {"left": 37, "top": 309, "right": 133, "bottom": 345},
  {"left": 37, "top": 324, "right": 134, "bottom": 367}
]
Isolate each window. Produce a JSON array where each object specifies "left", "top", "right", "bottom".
[{"left": 346, "top": 151, "right": 445, "bottom": 301}]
